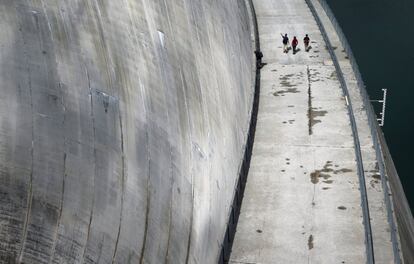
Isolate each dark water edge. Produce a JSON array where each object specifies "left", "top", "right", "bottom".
[{"left": 325, "top": 0, "right": 414, "bottom": 212}]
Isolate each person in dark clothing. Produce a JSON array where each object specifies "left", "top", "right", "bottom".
[
  {"left": 254, "top": 50, "right": 265, "bottom": 69},
  {"left": 281, "top": 33, "right": 289, "bottom": 53},
  {"left": 304, "top": 34, "right": 310, "bottom": 51},
  {"left": 292, "top": 36, "right": 299, "bottom": 54}
]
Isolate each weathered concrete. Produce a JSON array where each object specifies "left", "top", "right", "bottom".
[
  {"left": 230, "top": 0, "right": 400, "bottom": 263},
  {"left": 0, "top": 0, "right": 255, "bottom": 263}
]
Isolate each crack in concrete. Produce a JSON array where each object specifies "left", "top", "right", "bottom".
[{"left": 307, "top": 66, "right": 313, "bottom": 135}]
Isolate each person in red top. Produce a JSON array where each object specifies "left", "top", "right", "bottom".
[
  {"left": 292, "top": 36, "right": 299, "bottom": 54},
  {"left": 304, "top": 34, "right": 310, "bottom": 51}
]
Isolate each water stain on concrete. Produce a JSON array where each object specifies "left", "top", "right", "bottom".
[
  {"left": 273, "top": 88, "right": 299, "bottom": 96},
  {"left": 311, "top": 171, "right": 320, "bottom": 184},
  {"left": 280, "top": 80, "right": 296, "bottom": 87},
  {"left": 336, "top": 168, "right": 352, "bottom": 174},
  {"left": 329, "top": 71, "right": 338, "bottom": 80},
  {"left": 279, "top": 74, "right": 294, "bottom": 80},
  {"left": 310, "top": 162, "right": 352, "bottom": 184},
  {"left": 308, "top": 234, "right": 314, "bottom": 250},
  {"left": 277, "top": 74, "right": 299, "bottom": 88},
  {"left": 370, "top": 179, "right": 380, "bottom": 188},
  {"left": 308, "top": 108, "right": 328, "bottom": 132},
  {"left": 310, "top": 162, "right": 333, "bottom": 184},
  {"left": 372, "top": 174, "right": 381, "bottom": 180}
]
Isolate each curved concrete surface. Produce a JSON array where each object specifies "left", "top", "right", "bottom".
[{"left": 0, "top": 0, "right": 255, "bottom": 263}]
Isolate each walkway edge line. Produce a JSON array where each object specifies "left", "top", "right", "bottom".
[
  {"left": 306, "top": 0, "right": 406, "bottom": 263},
  {"left": 304, "top": 0, "right": 376, "bottom": 263},
  {"left": 218, "top": 0, "right": 261, "bottom": 263}
]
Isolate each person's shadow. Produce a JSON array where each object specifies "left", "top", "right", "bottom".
[{"left": 293, "top": 48, "right": 301, "bottom": 55}]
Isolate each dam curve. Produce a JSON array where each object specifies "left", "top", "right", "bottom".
[
  {"left": 1, "top": 0, "right": 413, "bottom": 264},
  {"left": 0, "top": 0, "right": 255, "bottom": 263}
]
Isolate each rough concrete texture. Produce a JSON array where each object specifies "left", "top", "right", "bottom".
[
  {"left": 230, "top": 0, "right": 399, "bottom": 263},
  {"left": 0, "top": 0, "right": 255, "bottom": 263}
]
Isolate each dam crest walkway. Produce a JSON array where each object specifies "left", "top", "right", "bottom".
[{"left": 230, "top": 0, "right": 400, "bottom": 263}]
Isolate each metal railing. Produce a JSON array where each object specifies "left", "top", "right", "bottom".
[
  {"left": 304, "top": 0, "right": 374, "bottom": 263},
  {"left": 219, "top": 0, "right": 261, "bottom": 262},
  {"left": 305, "top": 0, "right": 402, "bottom": 263}
]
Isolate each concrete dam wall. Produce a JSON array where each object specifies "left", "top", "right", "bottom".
[{"left": 0, "top": 0, "right": 255, "bottom": 263}]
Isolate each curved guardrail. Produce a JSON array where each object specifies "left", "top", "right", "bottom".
[
  {"left": 304, "top": 0, "right": 402, "bottom": 263},
  {"left": 304, "top": 0, "right": 375, "bottom": 263}
]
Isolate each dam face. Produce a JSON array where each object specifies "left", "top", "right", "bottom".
[{"left": 0, "top": 0, "right": 254, "bottom": 263}]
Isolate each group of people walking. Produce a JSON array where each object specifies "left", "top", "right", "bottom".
[
  {"left": 254, "top": 33, "right": 312, "bottom": 69},
  {"left": 281, "top": 33, "right": 311, "bottom": 54}
]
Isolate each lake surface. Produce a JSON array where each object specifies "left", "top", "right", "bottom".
[{"left": 325, "top": 0, "right": 414, "bottom": 211}]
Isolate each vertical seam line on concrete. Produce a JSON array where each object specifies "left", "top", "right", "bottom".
[
  {"left": 17, "top": 9, "right": 37, "bottom": 262},
  {"left": 178, "top": 68, "right": 194, "bottom": 264},
  {"left": 138, "top": 1, "right": 154, "bottom": 262},
  {"left": 184, "top": 202, "right": 194, "bottom": 264},
  {"left": 159, "top": 0, "right": 196, "bottom": 260},
  {"left": 179, "top": 72, "right": 194, "bottom": 264},
  {"left": 49, "top": 81, "right": 67, "bottom": 263},
  {"left": 182, "top": 0, "right": 210, "bottom": 262},
  {"left": 164, "top": 145, "right": 174, "bottom": 264},
  {"left": 304, "top": 0, "right": 375, "bottom": 263},
  {"left": 41, "top": 0, "right": 68, "bottom": 257},
  {"left": 111, "top": 108, "right": 126, "bottom": 263},
  {"left": 120, "top": 0, "right": 152, "bottom": 260},
  {"left": 139, "top": 135, "right": 150, "bottom": 264},
  {"left": 80, "top": 66, "right": 97, "bottom": 264},
  {"left": 160, "top": 2, "right": 175, "bottom": 262}
]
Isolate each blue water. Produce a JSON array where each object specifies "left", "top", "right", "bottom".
[{"left": 325, "top": 0, "right": 414, "bottom": 211}]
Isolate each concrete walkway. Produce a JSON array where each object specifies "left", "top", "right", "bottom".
[{"left": 230, "top": 0, "right": 396, "bottom": 263}]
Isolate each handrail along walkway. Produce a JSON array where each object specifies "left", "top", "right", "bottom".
[
  {"left": 304, "top": 0, "right": 375, "bottom": 263},
  {"left": 310, "top": 1, "right": 403, "bottom": 263},
  {"left": 306, "top": 0, "right": 403, "bottom": 263}
]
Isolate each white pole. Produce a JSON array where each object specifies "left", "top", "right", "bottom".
[{"left": 380, "top": 89, "right": 387, "bottom": 126}]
